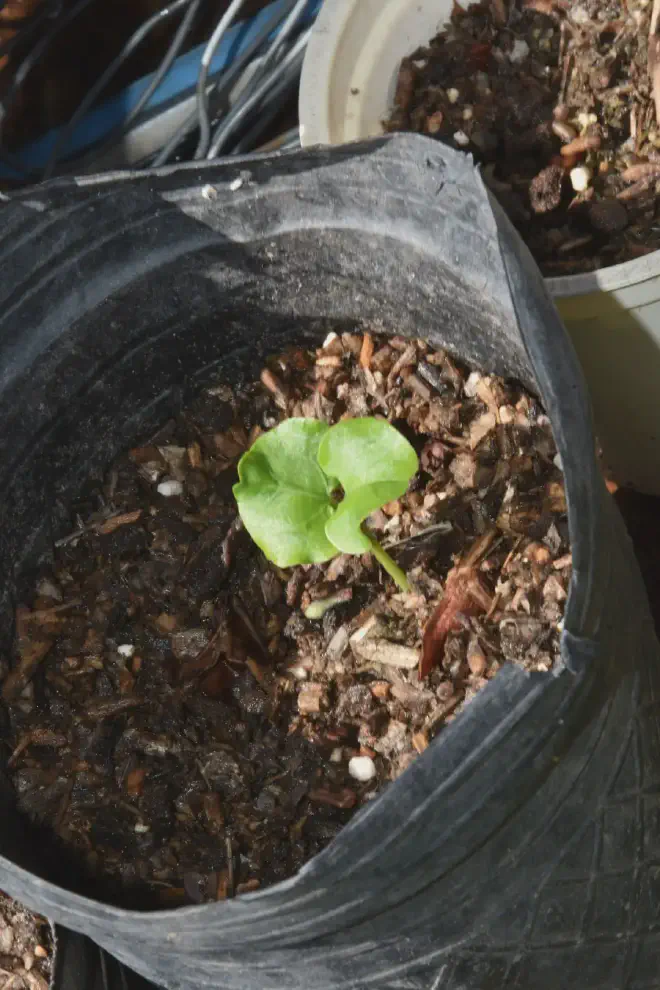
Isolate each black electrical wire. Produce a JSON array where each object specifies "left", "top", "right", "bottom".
[
  {"left": 193, "top": 0, "right": 247, "bottom": 160},
  {"left": 230, "top": 57, "right": 301, "bottom": 154},
  {"left": 42, "top": 0, "right": 199, "bottom": 178},
  {"left": 72, "top": 0, "right": 203, "bottom": 172},
  {"left": 221, "top": 0, "right": 307, "bottom": 154},
  {"left": 150, "top": 0, "right": 297, "bottom": 168},
  {"left": 0, "top": 0, "right": 98, "bottom": 131},
  {"left": 207, "top": 25, "right": 310, "bottom": 158},
  {"left": 239, "top": 0, "right": 307, "bottom": 95}
]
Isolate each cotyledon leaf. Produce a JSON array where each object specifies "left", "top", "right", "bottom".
[
  {"left": 233, "top": 418, "right": 338, "bottom": 567},
  {"left": 317, "top": 418, "right": 419, "bottom": 555}
]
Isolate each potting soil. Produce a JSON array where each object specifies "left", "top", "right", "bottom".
[
  {"left": 386, "top": 0, "right": 660, "bottom": 274},
  {"left": 1, "top": 331, "right": 570, "bottom": 908}
]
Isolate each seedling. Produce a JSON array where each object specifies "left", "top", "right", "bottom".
[{"left": 233, "top": 417, "right": 418, "bottom": 592}]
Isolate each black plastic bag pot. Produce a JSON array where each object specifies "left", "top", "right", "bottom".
[{"left": 0, "top": 133, "right": 659, "bottom": 990}]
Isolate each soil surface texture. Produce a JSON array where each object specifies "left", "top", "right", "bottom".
[
  {"left": 387, "top": 0, "right": 660, "bottom": 274},
  {"left": 0, "top": 891, "right": 51, "bottom": 990}
]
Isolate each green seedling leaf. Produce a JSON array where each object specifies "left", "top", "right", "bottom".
[
  {"left": 317, "top": 418, "right": 418, "bottom": 554},
  {"left": 233, "top": 418, "right": 338, "bottom": 567},
  {"left": 234, "top": 415, "right": 419, "bottom": 592}
]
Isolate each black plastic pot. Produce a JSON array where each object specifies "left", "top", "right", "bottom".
[{"left": 0, "top": 133, "right": 659, "bottom": 990}]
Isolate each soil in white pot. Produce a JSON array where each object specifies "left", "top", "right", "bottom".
[
  {"left": 1, "top": 331, "right": 570, "bottom": 908},
  {"left": 386, "top": 0, "right": 660, "bottom": 274},
  {"left": 0, "top": 890, "right": 52, "bottom": 990}
]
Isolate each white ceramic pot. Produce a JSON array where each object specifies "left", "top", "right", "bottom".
[{"left": 300, "top": 0, "right": 660, "bottom": 494}]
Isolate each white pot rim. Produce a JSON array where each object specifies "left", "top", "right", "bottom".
[{"left": 299, "top": 0, "right": 660, "bottom": 298}]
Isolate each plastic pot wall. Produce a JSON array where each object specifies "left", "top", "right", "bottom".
[
  {"left": 0, "top": 135, "right": 659, "bottom": 990},
  {"left": 298, "top": 0, "right": 660, "bottom": 495}
]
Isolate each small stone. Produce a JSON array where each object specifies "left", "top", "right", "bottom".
[
  {"left": 588, "top": 199, "right": 628, "bottom": 233},
  {"left": 509, "top": 38, "right": 529, "bottom": 62},
  {"left": 529, "top": 165, "right": 564, "bottom": 214},
  {"left": 462, "top": 106, "right": 473, "bottom": 121},
  {"left": 171, "top": 628, "right": 209, "bottom": 661},
  {"left": 450, "top": 451, "right": 479, "bottom": 489},
  {"left": 298, "top": 683, "right": 326, "bottom": 714},
  {"left": 330, "top": 747, "right": 344, "bottom": 763},
  {"left": 34, "top": 945, "right": 48, "bottom": 959},
  {"left": 570, "top": 165, "right": 592, "bottom": 193},
  {"left": 0, "top": 924, "right": 14, "bottom": 954},
  {"left": 426, "top": 110, "right": 444, "bottom": 134},
  {"left": 453, "top": 130, "right": 470, "bottom": 147},
  {"left": 447, "top": 87, "right": 460, "bottom": 103},
  {"left": 348, "top": 755, "right": 377, "bottom": 782},
  {"left": 157, "top": 479, "right": 184, "bottom": 497},
  {"left": 117, "top": 644, "right": 134, "bottom": 658}
]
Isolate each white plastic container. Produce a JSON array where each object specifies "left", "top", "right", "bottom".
[{"left": 300, "top": 0, "right": 660, "bottom": 494}]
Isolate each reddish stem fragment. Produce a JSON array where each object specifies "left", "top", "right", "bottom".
[{"left": 420, "top": 531, "right": 496, "bottom": 679}]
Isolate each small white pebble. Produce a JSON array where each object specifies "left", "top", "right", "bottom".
[
  {"left": 453, "top": 130, "right": 470, "bottom": 147},
  {"left": 462, "top": 106, "right": 473, "bottom": 121},
  {"left": 509, "top": 38, "right": 529, "bottom": 62},
  {"left": 329, "top": 747, "right": 344, "bottom": 763},
  {"left": 447, "top": 87, "right": 460, "bottom": 103},
  {"left": 157, "top": 479, "right": 184, "bottom": 497},
  {"left": 349, "top": 755, "right": 377, "bottom": 782},
  {"left": 287, "top": 664, "right": 308, "bottom": 681},
  {"left": 554, "top": 452, "right": 563, "bottom": 470},
  {"left": 117, "top": 644, "right": 134, "bottom": 658},
  {"left": 570, "top": 165, "right": 592, "bottom": 192},
  {"left": 464, "top": 371, "right": 482, "bottom": 397},
  {"left": 134, "top": 822, "right": 150, "bottom": 833},
  {"left": 229, "top": 177, "right": 243, "bottom": 192},
  {"left": 571, "top": 5, "right": 590, "bottom": 22},
  {"left": 201, "top": 184, "right": 217, "bottom": 200}
]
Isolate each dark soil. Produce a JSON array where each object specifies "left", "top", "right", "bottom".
[
  {"left": 1, "top": 331, "right": 570, "bottom": 908},
  {"left": 0, "top": 891, "right": 52, "bottom": 990},
  {"left": 386, "top": 0, "right": 660, "bottom": 275}
]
